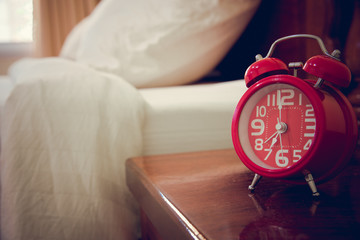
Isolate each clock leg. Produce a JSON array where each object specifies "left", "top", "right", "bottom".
[
  {"left": 248, "top": 174, "right": 262, "bottom": 192},
  {"left": 304, "top": 172, "right": 320, "bottom": 197}
]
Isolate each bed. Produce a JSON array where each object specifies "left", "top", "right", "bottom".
[
  {"left": 1, "top": 0, "right": 359, "bottom": 239},
  {"left": 0, "top": 1, "right": 259, "bottom": 239},
  {"left": 0, "top": 59, "right": 248, "bottom": 240}
]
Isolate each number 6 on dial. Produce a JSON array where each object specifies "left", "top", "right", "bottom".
[{"left": 231, "top": 34, "right": 358, "bottom": 197}]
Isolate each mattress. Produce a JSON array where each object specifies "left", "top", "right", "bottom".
[
  {"left": 0, "top": 75, "right": 246, "bottom": 156},
  {"left": 0, "top": 74, "right": 246, "bottom": 239},
  {"left": 140, "top": 80, "right": 247, "bottom": 155}
]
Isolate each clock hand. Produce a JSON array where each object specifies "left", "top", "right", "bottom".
[
  {"left": 265, "top": 118, "right": 284, "bottom": 144},
  {"left": 269, "top": 135, "right": 278, "bottom": 149},
  {"left": 279, "top": 127, "right": 284, "bottom": 160},
  {"left": 264, "top": 131, "right": 278, "bottom": 143},
  {"left": 265, "top": 116, "right": 287, "bottom": 150},
  {"left": 278, "top": 100, "right": 282, "bottom": 123}
]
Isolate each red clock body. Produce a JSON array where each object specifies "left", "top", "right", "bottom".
[
  {"left": 231, "top": 35, "right": 358, "bottom": 196},
  {"left": 231, "top": 75, "right": 357, "bottom": 183}
]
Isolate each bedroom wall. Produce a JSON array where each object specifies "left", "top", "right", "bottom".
[{"left": 0, "top": 0, "right": 100, "bottom": 75}]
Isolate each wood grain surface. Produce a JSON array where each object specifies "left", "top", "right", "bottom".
[{"left": 126, "top": 149, "right": 360, "bottom": 240}]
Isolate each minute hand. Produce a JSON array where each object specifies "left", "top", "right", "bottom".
[{"left": 278, "top": 97, "right": 282, "bottom": 122}]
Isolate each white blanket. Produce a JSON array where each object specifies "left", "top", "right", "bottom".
[{"left": 0, "top": 58, "right": 144, "bottom": 240}]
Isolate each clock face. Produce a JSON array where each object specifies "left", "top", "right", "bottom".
[{"left": 238, "top": 83, "right": 317, "bottom": 170}]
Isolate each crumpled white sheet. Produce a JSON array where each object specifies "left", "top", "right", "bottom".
[{"left": 0, "top": 58, "right": 144, "bottom": 240}]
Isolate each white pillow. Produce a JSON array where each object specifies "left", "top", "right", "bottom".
[{"left": 60, "top": 0, "right": 261, "bottom": 88}]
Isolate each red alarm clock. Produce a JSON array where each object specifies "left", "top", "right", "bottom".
[{"left": 231, "top": 34, "right": 358, "bottom": 196}]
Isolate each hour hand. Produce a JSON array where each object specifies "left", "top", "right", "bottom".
[
  {"left": 265, "top": 131, "right": 278, "bottom": 143},
  {"left": 270, "top": 136, "right": 278, "bottom": 148}
]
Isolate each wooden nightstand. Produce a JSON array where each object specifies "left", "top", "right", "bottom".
[{"left": 126, "top": 149, "right": 360, "bottom": 240}]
